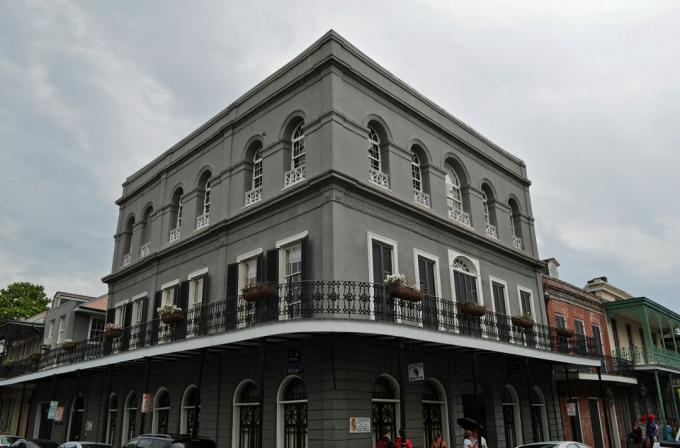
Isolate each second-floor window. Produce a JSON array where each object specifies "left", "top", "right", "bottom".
[
  {"left": 56, "top": 317, "right": 65, "bottom": 344},
  {"left": 446, "top": 170, "right": 463, "bottom": 211},
  {"left": 176, "top": 196, "right": 183, "bottom": 228},
  {"left": 283, "top": 243, "right": 302, "bottom": 284},
  {"left": 555, "top": 315, "right": 566, "bottom": 329},
  {"left": 162, "top": 285, "right": 176, "bottom": 307},
  {"left": 189, "top": 276, "right": 204, "bottom": 309},
  {"left": 241, "top": 257, "right": 258, "bottom": 288},
  {"left": 252, "top": 147, "right": 263, "bottom": 190},
  {"left": 411, "top": 153, "right": 423, "bottom": 192},
  {"left": 519, "top": 290, "right": 532, "bottom": 316},
  {"left": 368, "top": 127, "right": 381, "bottom": 172},
  {"left": 89, "top": 317, "right": 105, "bottom": 339},
  {"left": 292, "top": 124, "right": 305, "bottom": 169},
  {"left": 452, "top": 258, "right": 478, "bottom": 304},
  {"left": 46, "top": 319, "right": 55, "bottom": 343}
]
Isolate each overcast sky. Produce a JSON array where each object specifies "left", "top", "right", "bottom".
[{"left": 1, "top": 1, "right": 679, "bottom": 309}]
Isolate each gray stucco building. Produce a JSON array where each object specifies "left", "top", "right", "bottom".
[{"left": 1, "top": 31, "right": 600, "bottom": 448}]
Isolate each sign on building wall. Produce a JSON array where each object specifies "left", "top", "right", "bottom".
[
  {"left": 47, "top": 401, "right": 58, "bottom": 420},
  {"left": 142, "top": 393, "right": 153, "bottom": 413},
  {"left": 408, "top": 363, "right": 424, "bottom": 382},
  {"left": 349, "top": 417, "right": 371, "bottom": 433},
  {"left": 566, "top": 402, "right": 577, "bottom": 416},
  {"left": 287, "top": 350, "right": 303, "bottom": 374},
  {"left": 53, "top": 406, "right": 64, "bottom": 423}
]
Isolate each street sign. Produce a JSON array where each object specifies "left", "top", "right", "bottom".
[
  {"left": 287, "top": 350, "right": 303, "bottom": 374},
  {"left": 349, "top": 417, "right": 371, "bottom": 433},
  {"left": 47, "top": 401, "right": 58, "bottom": 420},
  {"left": 142, "top": 393, "right": 153, "bottom": 413},
  {"left": 408, "top": 363, "right": 424, "bottom": 382}
]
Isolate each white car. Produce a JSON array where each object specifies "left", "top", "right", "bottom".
[
  {"left": 515, "top": 443, "right": 591, "bottom": 448},
  {"left": 58, "top": 442, "right": 113, "bottom": 448}
]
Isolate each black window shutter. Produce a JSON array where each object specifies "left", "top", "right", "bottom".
[
  {"left": 139, "top": 296, "right": 149, "bottom": 347},
  {"left": 418, "top": 257, "right": 427, "bottom": 294},
  {"left": 226, "top": 263, "right": 239, "bottom": 329},
  {"left": 301, "top": 237, "right": 309, "bottom": 281},
  {"left": 177, "top": 281, "right": 190, "bottom": 339},
  {"left": 151, "top": 291, "right": 161, "bottom": 345},
  {"left": 104, "top": 308, "right": 115, "bottom": 354},
  {"left": 266, "top": 249, "right": 279, "bottom": 284},
  {"left": 202, "top": 274, "right": 209, "bottom": 303},
  {"left": 198, "top": 274, "right": 209, "bottom": 335}
]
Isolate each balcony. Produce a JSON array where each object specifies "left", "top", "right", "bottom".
[
  {"left": 140, "top": 242, "right": 150, "bottom": 258},
  {"left": 0, "top": 281, "right": 598, "bottom": 380},
  {"left": 616, "top": 345, "right": 680, "bottom": 371},
  {"left": 368, "top": 168, "right": 390, "bottom": 190},
  {"left": 244, "top": 187, "right": 262, "bottom": 207},
  {"left": 513, "top": 236, "right": 523, "bottom": 250},
  {"left": 413, "top": 189, "right": 431, "bottom": 208},
  {"left": 573, "top": 355, "right": 635, "bottom": 378},
  {"left": 485, "top": 223, "right": 497, "bottom": 239},
  {"left": 447, "top": 200, "right": 471, "bottom": 227},
  {"left": 169, "top": 228, "right": 181, "bottom": 243},
  {"left": 284, "top": 165, "right": 305, "bottom": 189},
  {"left": 196, "top": 214, "right": 209, "bottom": 230},
  {"left": 122, "top": 253, "right": 131, "bottom": 266}
]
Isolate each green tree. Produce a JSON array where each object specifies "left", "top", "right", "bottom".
[{"left": 0, "top": 282, "right": 50, "bottom": 323}]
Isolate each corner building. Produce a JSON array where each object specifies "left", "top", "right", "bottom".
[{"left": 0, "top": 31, "right": 600, "bottom": 447}]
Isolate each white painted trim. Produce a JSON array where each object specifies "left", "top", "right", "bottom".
[
  {"left": 0, "top": 319, "right": 601, "bottom": 387},
  {"left": 160, "top": 279, "right": 179, "bottom": 290},
  {"left": 577, "top": 373, "right": 639, "bottom": 385},
  {"left": 188, "top": 267, "right": 209, "bottom": 280},
  {"left": 236, "top": 248, "right": 263, "bottom": 263},
  {"left": 447, "top": 249, "right": 484, "bottom": 305},
  {"left": 516, "top": 285, "right": 536, "bottom": 319},
  {"left": 232, "top": 379, "right": 259, "bottom": 447},
  {"left": 275, "top": 231, "right": 308, "bottom": 248},
  {"left": 488, "top": 275, "right": 511, "bottom": 315},
  {"left": 132, "top": 291, "right": 148, "bottom": 301},
  {"left": 180, "top": 384, "right": 199, "bottom": 435},
  {"left": 152, "top": 387, "right": 170, "bottom": 433},
  {"left": 501, "top": 384, "right": 523, "bottom": 445}
]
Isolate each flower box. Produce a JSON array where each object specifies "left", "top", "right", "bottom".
[
  {"left": 28, "top": 352, "right": 42, "bottom": 363},
  {"left": 160, "top": 310, "right": 184, "bottom": 325},
  {"left": 242, "top": 284, "right": 277, "bottom": 303},
  {"left": 1, "top": 360, "right": 15, "bottom": 369},
  {"left": 104, "top": 327, "right": 123, "bottom": 339},
  {"left": 511, "top": 316, "right": 535, "bottom": 329},
  {"left": 458, "top": 302, "right": 487, "bottom": 318},
  {"left": 556, "top": 328, "right": 575, "bottom": 339},
  {"left": 62, "top": 341, "right": 76, "bottom": 350},
  {"left": 388, "top": 285, "right": 424, "bottom": 302}
]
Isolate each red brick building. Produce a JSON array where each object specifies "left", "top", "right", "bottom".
[{"left": 543, "top": 259, "right": 638, "bottom": 448}]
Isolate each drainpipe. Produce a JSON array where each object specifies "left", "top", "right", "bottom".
[
  {"left": 597, "top": 366, "right": 614, "bottom": 448},
  {"left": 654, "top": 371, "right": 668, "bottom": 424}
]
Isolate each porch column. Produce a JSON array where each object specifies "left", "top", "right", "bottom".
[
  {"left": 640, "top": 308, "right": 654, "bottom": 363},
  {"left": 654, "top": 371, "right": 668, "bottom": 423},
  {"left": 139, "top": 358, "right": 150, "bottom": 434},
  {"left": 597, "top": 367, "right": 614, "bottom": 448},
  {"left": 669, "top": 374, "right": 679, "bottom": 424}
]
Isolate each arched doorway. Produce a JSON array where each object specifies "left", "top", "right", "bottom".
[
  {"left": 422, "top": 379, "right": 449, "bottom": 446},
  {"left": 277, "top": 376, "right": 308, "bottom": 448},
  {"left": 233, "top": 380, "right": 261, "bottom": 448},
  {"left": 371, "top": 374, "right": 399, "bottom": 443},
  {"left": 122, "top": 392, "right": 137, "bottom": 443},
  {"left": 68, "top": 395, "right": 85, "bottom": 441},
  {"left": 501, "top": 385, "right": 522, "bottom": 446},
  {"left": 530, "top": 386, "right": 549, "bottom": 442},
  {"left": 152, "top": 388, "right": 170, "bottom": 434},
  {"left": 106, "top": 394, "right": 118, "bottom": 445},
  {"left": 181, "top": 385, "right": 200, "bottom": 436}
]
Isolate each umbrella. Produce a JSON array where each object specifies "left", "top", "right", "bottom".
[{"left": 457, "top": 417, "right": 484, "bottom": 432}]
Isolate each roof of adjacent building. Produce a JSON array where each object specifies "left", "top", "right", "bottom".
[
  {"left": 542, "top": 274, "right": 606, "bottom": 312},
  {"left": 76, "top": 294, "right": 108, "bottom": 313}
]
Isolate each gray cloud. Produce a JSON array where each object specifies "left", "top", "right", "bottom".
[{"left": 1, "top": 0, "right": 678, "bottom": 307}]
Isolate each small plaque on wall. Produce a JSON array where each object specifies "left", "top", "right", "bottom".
[{"left": 349, "top": 417, "right": 371, "bottom": 433}]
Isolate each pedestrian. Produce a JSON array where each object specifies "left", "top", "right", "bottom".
[
  {"left": 474, "top": 427, "right": 488, "bottom": 448},
  {"left": 647, "top": 417, "right": 658, "bottom": 443},
  {"left": 432, "top": 431, "right": 448, "bottom": 448},
  {"left": 463, "top": 429, "right": 478, "bottom": 448},
  {"left": 377, "top": 430, "right": 393, "bottom": 448},
  {"left": 394, "top": 432, "right": 414, "bottom": 448},
  {"left": 629, "top": 420, "right": 643, "bottom": 448}
]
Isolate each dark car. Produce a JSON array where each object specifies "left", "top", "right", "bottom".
[
  {"left": 124, "top": 435, "right": 216, "bottom": 448},
  {"left": 9, "top": 439, "right": 60, "bottom": 448}
]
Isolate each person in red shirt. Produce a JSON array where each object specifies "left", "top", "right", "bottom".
[
  {"left": 394, "top": 432, "right": 414, "bottom": 448},
  {"left": 376, "top": 430, "right": 393, "bottom": 448}
]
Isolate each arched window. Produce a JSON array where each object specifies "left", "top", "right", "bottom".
[
  {"left": 446, "top": 168, "right": 470, "bottom": 226},
  {"left": 152, "top": 388, "right": 170, "bottom": 434},
  {"left": 122, "top": 216, "right": 135, "bottom": 266},
  {"left": 196, "top": 172, "right": 211, "bottom": 230},
  {"left": 501, "top": 385, "right": 522, "bottom": 446},
  {"left": 106, "top": 394, "right": 118, "bottom": 445},
  {"left": 371, "top": 375, "right": 399, "bottom": 445},
  {"left": 232, "top": 380, "right": 261, "bottom": 448},
  {"left": 367, "top": 125, "right": 389, "bottom": 190},
  {"left": 530, "top": 386, "right": 549, "bottom": 442},
  {"left": 277, "top": 376, "right": 308, "bottom": 448},
  {"left": 422, "top": 380, "right": 448, "bottom": 447},
  {"left": 140, "top": 206, "right": 153, "bottom": 258},
  {"left": 68, "top": 395, "right": 85, "bottom": 441},
  {"left": 169, "top": 188, "right": 183, "bottom": 243},
  {"left": 411, "top": 149, "right": 431, "bottom": 208},
  {"left": 284, "top": 122, "right": 306, "bottom": 189},
  {"left": 245, "top": 142, "right": 264, "bottom": 207},
  {"left": 452, "top": 257, "right": 479, "bottom": 304},
  {"left": 122, "top": 392, "right": 137, "bottom": 443},
  {"left": 181, "top": 385, "right": 200, "bottom": 437},
  {"left": 481, "top": 184, "right": 497, "bottom": 238},
  {"left": 508, "top": 199, "right": 523, "bottom": 250}
]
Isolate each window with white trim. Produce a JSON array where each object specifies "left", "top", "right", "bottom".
[
  {"left": 368, "top": 127, "right": 381, "bottom": 171},
  {"left": 56, "top": 316, "right": 65, "bottom": 344},
  {"left": 482, "top": 191, "right": 490, "bottom": 225},
  {"left": 46, "top": 320, "right": 55, "bottom": 344},
  {"left": 161, "top": 285, "right": 176, "bottom": 307},
  {"left": 132, "top": 300, "right": 144, "bottom": 326},
  {"left": 445, "top": 169, "right": 463, "bottom": 210},
  {"left": 411, "top": 152, "right": 423, "bottom": 192},
  {"left": 89, "top": 317, "right": 105, "bottom": 339},
  {"left": 292, "top": 124, "right": 305, "bottom": 169},
  {"left": 189, "top": 276, "right": 204, "bottom": 309},
  {"left": 240, "top": 258, "right": 258, "bottom": 289},
  {"left": 176, "top": 196, "right": 183, "bottom": 228},
  {"left": 283, "top": 243, "right": 302, "bottom": 284},
  {"left": 202, "top": 181, "right": 211, "bottom": 216},
  {"left": 452, "top": 257, "right": 478, "bottom": 303},
  {"left": 519, "top": 289, "right": 532, "bottom": 317},
  {"left": 252, "top": 147, "right": 263, "bottom": 189}
]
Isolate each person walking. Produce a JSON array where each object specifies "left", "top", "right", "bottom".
[
  {"left": 629, "top": 420, "right": 643, "bottom": 448},
  {"left": 431, "top": 431, "right": 448, "bottom": 448},
  {"left": 394, "top": 432, "right": 414, "bottom": 448},
  {"left": 377, "top": 430, "right": 393, "bottom": 448},
  {"left": 463, "top": 429, "right": 478, "bottom": 448}
]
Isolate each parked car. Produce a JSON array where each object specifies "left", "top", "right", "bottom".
[
  {"left": 9, "top": 439, "right": 60, "bottom": 448},
  {"left": 515, "top": 443, "right": 592, "bottom": 448},
  {"left": 58, "top": 442, "right": 113, "bottom": 448},
  {"left": 660, "top": 441, "right": 680, "bottom": 447},
  {"left": 0, "top": 436, "right": 21, "bottom": 448},
  {"left": 123, "top": 435, "right": 216, "bottom": 448}
]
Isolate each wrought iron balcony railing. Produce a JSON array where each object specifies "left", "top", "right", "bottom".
[
  {"left": 616, "top": 344, "right": 680, "bottom": 371},
  {"left": 0, "top": 281, "right": 597, "bottom": 380},
  {"left": 572, "top": 354, "right": 635, "bottom": 377},
  {"left": 485, "top": 223, "right": 497, "bottom": 239},
  {"left": 122, "top": 253, "right": 131, "bottom": 266}
]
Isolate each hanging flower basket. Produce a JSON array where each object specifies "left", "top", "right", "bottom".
[
  {"left": 1, "top": 359, "right": 15, "bottom": 369},
  {"left": 388, "top": 285, "right": 424, "bottom": 302},
  {"left": 511, "top": 316, "right": 535, "bottom": 329},
  {"left": 104, "top": 323, "right": 123, "bottom": 339},
  {"left": 61, "top": 340, "right": 76, "bottom": 350},
  {"left": 556, "top": 328, "right": 575, "bottom": 339},
  {"left": 458, "top": 302, "right": 487, "bottom": 318},
  {"left": 242, "top": 283, "right": 277, "bottom": 303},
  {"left": 160, "top": 310, "right": 184, "bottom": 324},
  {"left": 28, "top": 352, "right": 42, "bottom": 363}
]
